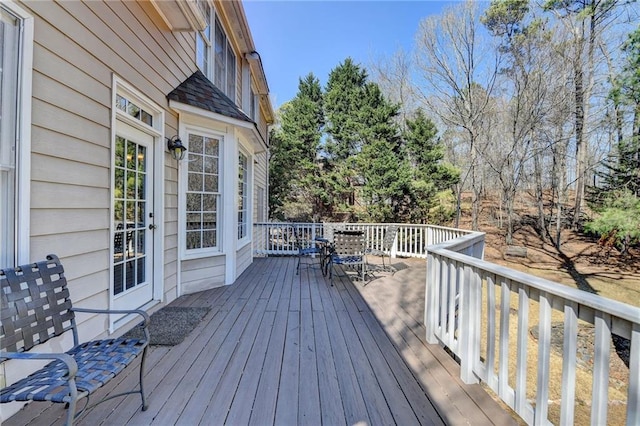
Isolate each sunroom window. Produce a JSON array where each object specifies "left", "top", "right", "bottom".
[
  {"left": 186, "top": 133, "right": 221, "bottom": 252},
  {"left": 0, "top": 4, "right": 31, "bottom": 267},
  {"left": 238, "top": 151, "right": 248, "bottom": 239},
  {"left": 196, "top": 3, "right": 236, "bottom": 101}
]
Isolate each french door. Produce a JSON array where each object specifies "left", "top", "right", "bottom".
[{"left": 112, "top": 124, "right": 155, "bottom": 311}]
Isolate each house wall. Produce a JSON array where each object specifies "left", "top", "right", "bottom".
[
  {"left": 181, "top": 256, "right": 226, "bottom": 294},
  {"left": 20, "top": 0, "right": 193, "bottom": 321},
  {"left": 236, "top": 242, "right": 252, "bottom": 277},
  {"left": 254, "top": 150, "right": 269, "bottom": 222},
  {"left": 2, "top": 1, "right": 271, "bottom": 420}
]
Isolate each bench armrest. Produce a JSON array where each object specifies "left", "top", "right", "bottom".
[
  {"left": 71, "top": 307, "right": 150, "bottom": 327},
  {"left": 0, "top": 351, "right": 78, "bottom": 379},
  {"left": 71, "top": 307, "right": 150, "bottom": 342}
]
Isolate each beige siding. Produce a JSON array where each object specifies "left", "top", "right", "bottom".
[
  {"left": 253, "top": 151, "right": 268, "bottom": 222},
  {"left": 236, "top": 243, "right": 252, "bottom": 277},
  {"left": 20, "top": 0, "right": 196, "bottom": 327},
  {"left": 4, "top": 1, "right": 273, "bottom": 422},
  {"left": 181, "top": 256, "right": 226, "bottom": 294}
]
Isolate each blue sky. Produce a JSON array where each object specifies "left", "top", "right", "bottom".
[{"left": 243, "top": 1, "right": 456, "bottom": 108}]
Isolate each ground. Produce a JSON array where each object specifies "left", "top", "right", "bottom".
[{"left": 453, "top": 192, "right": 640, "bottom": 308}]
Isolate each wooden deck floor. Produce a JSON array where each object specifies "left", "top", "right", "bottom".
[{"left": 4, "top": 256, "right": 517, "bottom": 425}]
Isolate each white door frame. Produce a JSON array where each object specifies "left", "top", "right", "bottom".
[{"left": 110, "top": 76, "right": 165, "bottom": 332}]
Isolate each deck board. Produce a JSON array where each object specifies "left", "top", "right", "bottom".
[{"left": 2, "top": 256, "right": 517, "bottom": 426}]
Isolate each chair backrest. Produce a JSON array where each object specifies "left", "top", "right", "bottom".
[
  {"left": 382, "top": 225, "right": 399, "bottom": 251},
  {"left": 323, "top": 223, "right": 346, "bottom": 242},
  {"left": 292, "top": 227, "right": 305, "bottom": 250},
  {"left": 0, "top": 254, "right": 75, "bottom": 353},
  {"left": 333, "top": 231, "right": 366, "bottom": 257}
]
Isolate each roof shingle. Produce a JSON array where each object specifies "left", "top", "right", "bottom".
[{"left": 167, "top": 70, "right": 252, "bottom": 123}]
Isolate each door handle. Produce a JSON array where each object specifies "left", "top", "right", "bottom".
[{"left": 149, "top": 224, "right": 157, "bottom": 230}]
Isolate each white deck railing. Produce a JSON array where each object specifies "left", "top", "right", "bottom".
[
  {"left": 253, "top": 222, "right": 473, "bottom": 258},
  {"left": 426, "top": 232, "right": 640, "bottom": 426}
]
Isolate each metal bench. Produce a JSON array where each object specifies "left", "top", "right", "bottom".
[{"left": 0, "top": 254, "right": 150, "bottom": 425}]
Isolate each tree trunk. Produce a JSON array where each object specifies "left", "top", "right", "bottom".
[
  {"left": 505, "top": 188, "right": 514, "bottom": 245},
  {"left": 572, "top": 45, "right": 586, "bottom": 227},
  {"left": 573, "top": 11, "right": 597, "bottom": 227},
  {"left": 470, "top": 131, "right": 480, "bottom": 230},
  {"left": 455, "top": 184, "right": 462, "bottom": 228},
  {"left": 556, "top": 140, "right": 567, "bottom": 250},
  {"left": 533, "top": 142, "right": 546, "bottom": 241}
]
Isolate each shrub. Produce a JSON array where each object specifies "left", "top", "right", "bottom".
[{"left": 584, "top": 191, "right": 640, "bottom": 255}]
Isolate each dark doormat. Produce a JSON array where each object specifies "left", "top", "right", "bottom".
[{"left": 123, "top": 306, "right": 210, "bottom": 346}]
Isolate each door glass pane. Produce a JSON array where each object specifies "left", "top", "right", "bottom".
[{"left": 113, "top": 136, "right": 148, "bottom": 296}]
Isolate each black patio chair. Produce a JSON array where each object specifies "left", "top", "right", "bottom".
[
  {"left": 328, "top": 230, "right": 368, "bottom": 286},
  {"left": 294, "top": 228, "right": 322, "bottom": 274},
  {"left": 367, "top": 224, "right": 399, "bottom": 271}
]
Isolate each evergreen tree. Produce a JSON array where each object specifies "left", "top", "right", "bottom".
[
  {"left": 270, "top": 58, "right": 460, "bottom": 224},
  {"left": 604, "top": 26, "right": 640, "bottom": 197},
  {"left": 324, "top": 58, "right": 369, "bottom": 161},
  {"left": 403, "top": 110, "right": 460, "bottom": 222},
  {"left": 268, "top": 74, "right": 324, "bottom": 220},
  {"left": 324, "top": 59, "right": 413, "bottom": 221},
  {"left": 322, "top": 58, "right": 370, "bottom": 218},
  {"left": 355, "top": 83, "right": 413, "bottom": 221}
]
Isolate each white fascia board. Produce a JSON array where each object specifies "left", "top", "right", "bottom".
[{"left": 169, "top": 100, "right": 267, "bottom": 153}]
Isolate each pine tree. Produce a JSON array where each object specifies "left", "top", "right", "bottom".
[
  {"left": 268, "top": 74, "right": 324, "bottom": 220},
  {"left": 605, "top": 26, "right": 640, "bottom": 197},
  {"left": 402, "top": 110, "right": 460, "bottom": 223},
  {"left": 271, "top": 58, "right": 460, "bottom": 224}
]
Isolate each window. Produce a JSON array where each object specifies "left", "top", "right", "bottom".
[
  {"left": 196, "top": 3, "right": 236, "bottom": 101},
  {"left": 0, "top": 3, "right": 31, "bottom": 267},
  {"left": 195, "top": 2, "right": 211, "bottom": 76},
  {"left": 116, "top": 94, "right": 153, "bottom": 126},
  {"left": 186, "top": 133, "right": 220, "bottom": 251},
  {"left": 214, "top": 16, "right": 236, "bottom": 100},
  {"left": 238, "top": 152, "right": 248, "bottom": 239}
]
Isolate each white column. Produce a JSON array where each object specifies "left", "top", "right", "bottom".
[{"left": 224, "top": 132, "right": 238, "bottom": 285}]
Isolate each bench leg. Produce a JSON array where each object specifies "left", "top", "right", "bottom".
[
  {"left": 66, "top": 379, "right": 79, "bottom": 426},
  {"left": 139, "top": 346, "right": 149, "bottom": 410}
]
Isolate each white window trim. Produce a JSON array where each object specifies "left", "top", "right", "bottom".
[
  {"left": 3, "top": 1, "right": 33, "bottom": 265},
  {"left": 110, "top": 75, "right": 165, "bottom": 311},
  {"left": 237, "top": 147, "right": 250, "bottom": 246},
  {"left": 178, "top": 125, "right": 225, "bottom": 261},
  {"left": 195, "top": 1, "right": 212, "bottom": 76}
]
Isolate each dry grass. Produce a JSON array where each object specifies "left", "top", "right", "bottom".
[
  {"left": 477, "top": 283, "right": 631, "bottom": 425},
  {"left": 455, "top": 192, "right": 640, "bottom": 425}
]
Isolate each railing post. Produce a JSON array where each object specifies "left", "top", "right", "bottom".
[
  {"left": 425, "top": 252, "right": 439, "bottom": 344},
  {"left": 390, "top": 231, "right": 398, "bottom": 259},
  {"left": 628, "top": 323, "right": 640, "bottom": 426},
  {"left": 459, "top": 264, "right": 480, "bottom": 384}
]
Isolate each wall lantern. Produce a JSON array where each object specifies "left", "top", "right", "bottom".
[{"left": 167, "top": 135, "right": 187, "bottom": 160}]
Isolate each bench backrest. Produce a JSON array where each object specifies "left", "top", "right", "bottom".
[{"left": 1, "top": 254, "right": 75, "bottom": 353}]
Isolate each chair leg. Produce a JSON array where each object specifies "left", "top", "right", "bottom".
[
  {"left": 361, "top": 262, "right": 367, "bottom": 286},
  {"left": 329, "top": 262, "right": 334, "bottom": 286},
  {"left": 139, "top": 346, "right": 148, "bottom": 411}
]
